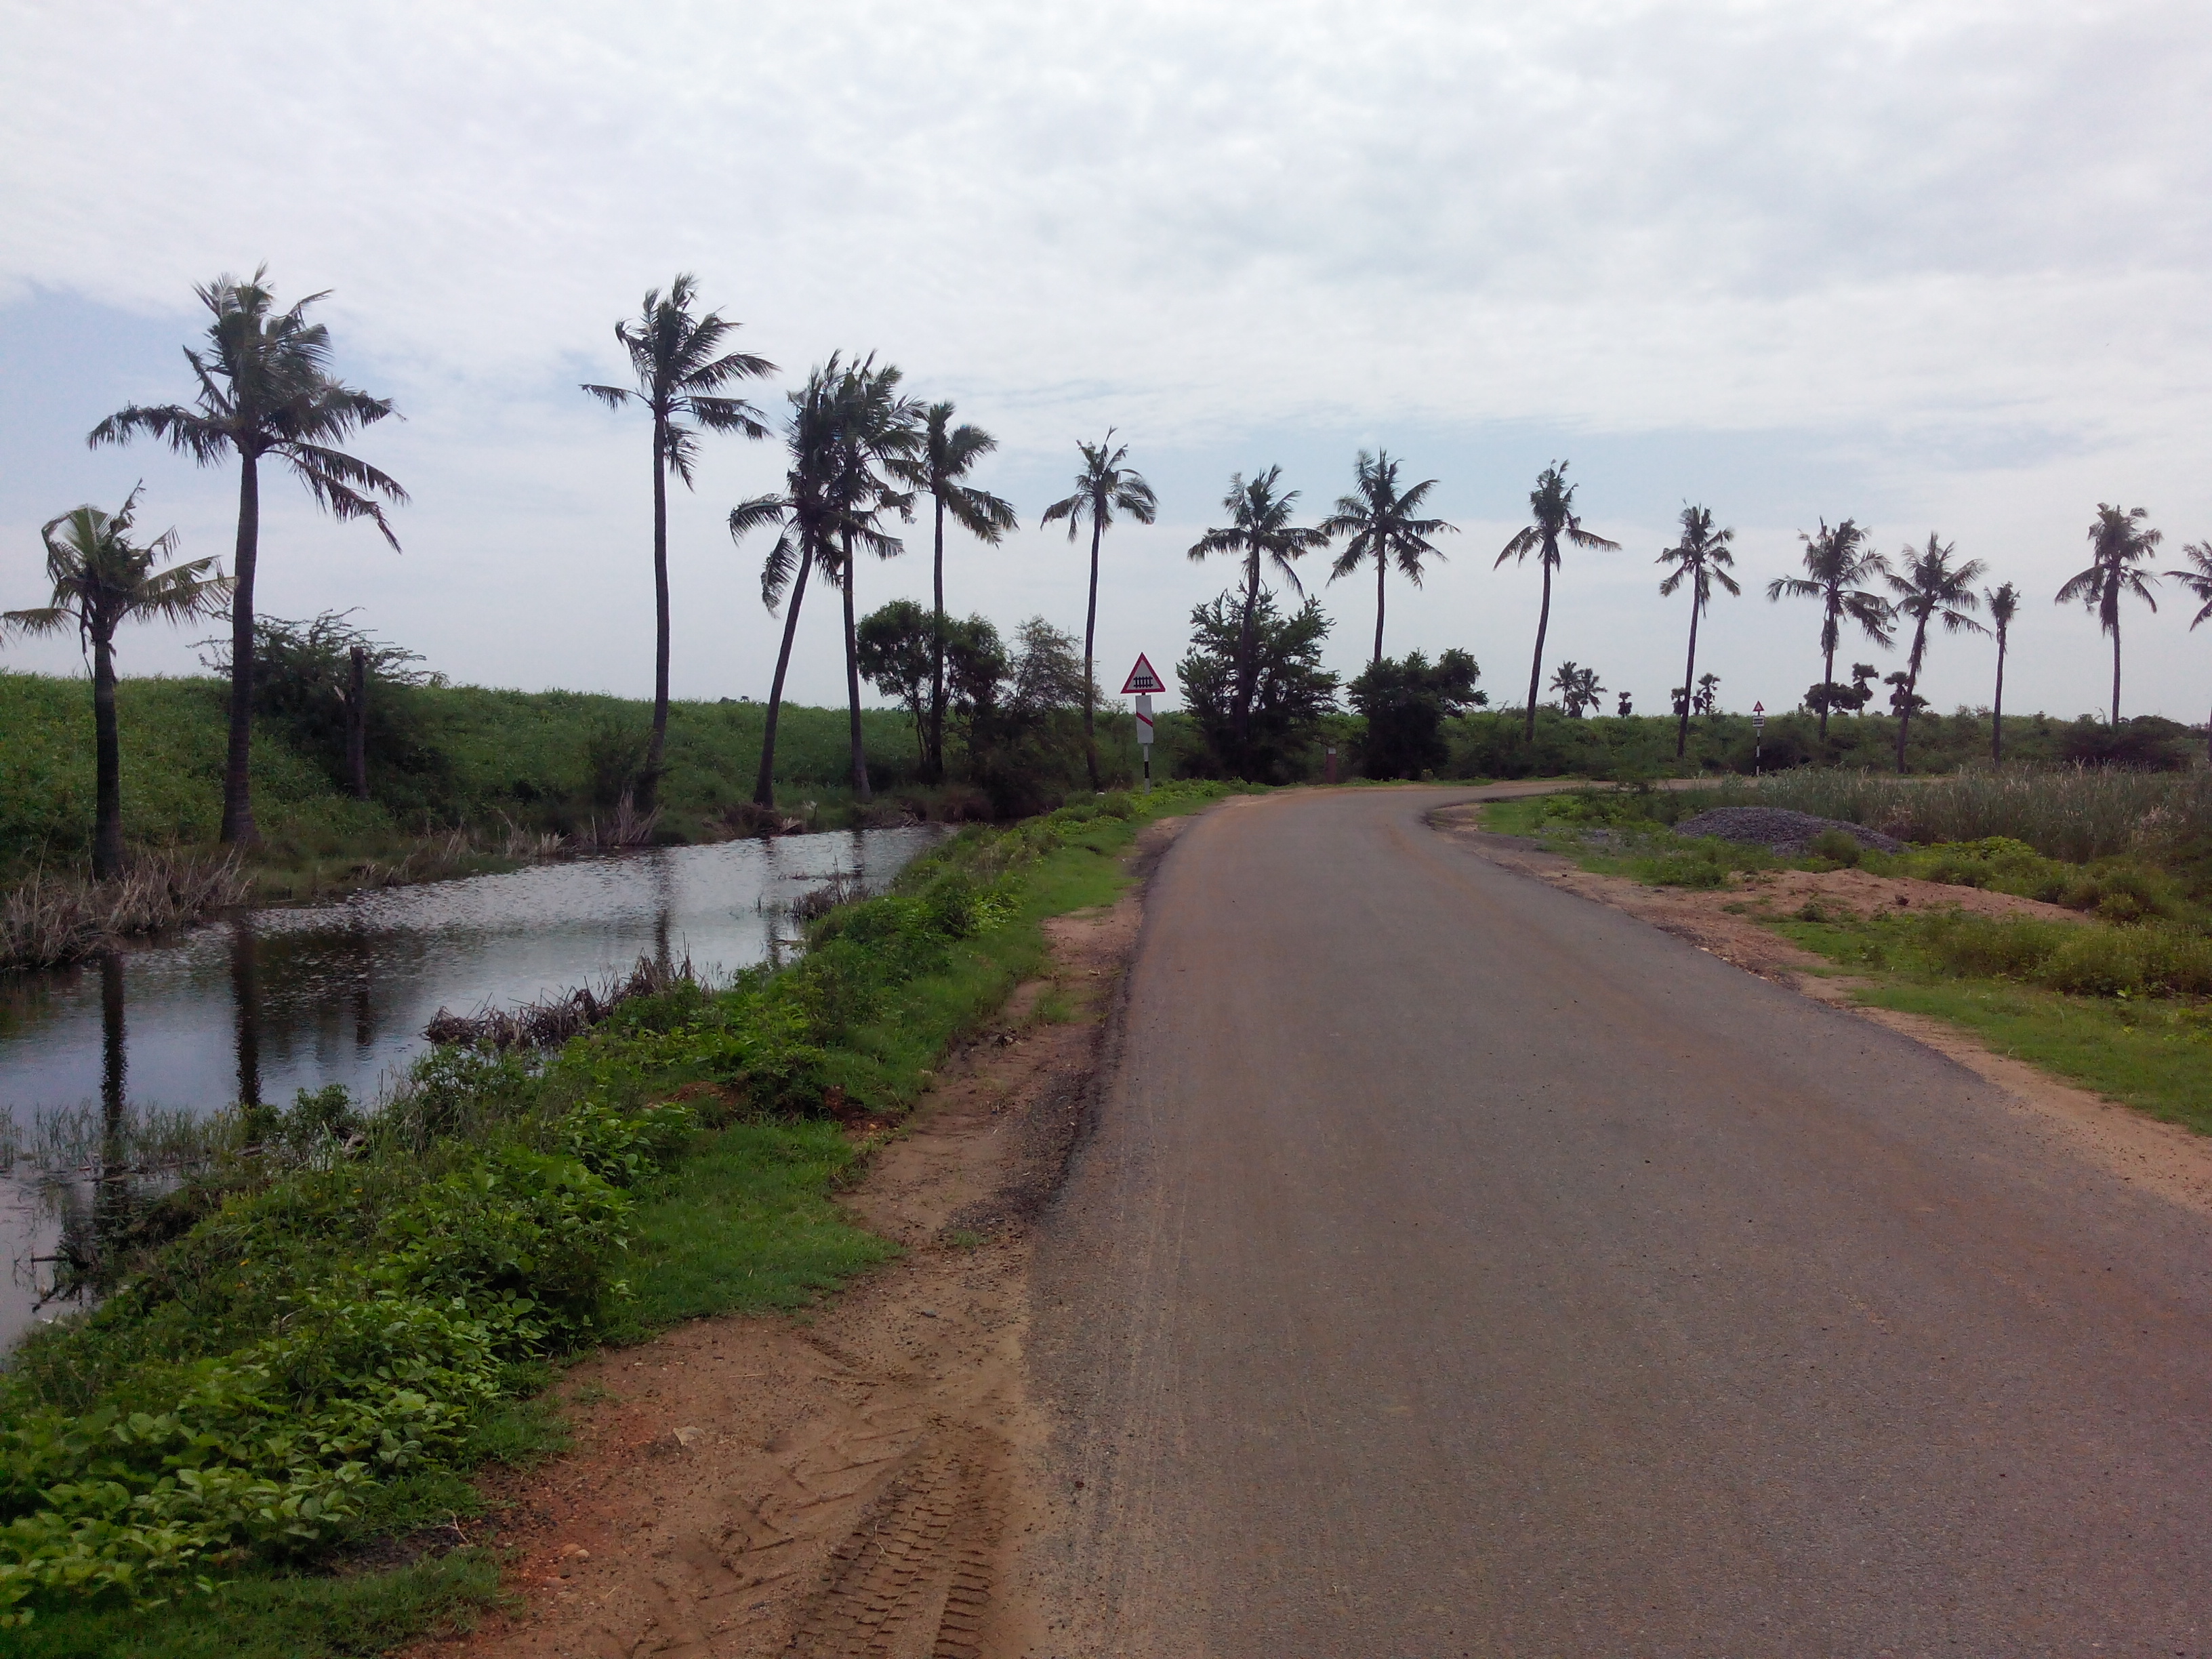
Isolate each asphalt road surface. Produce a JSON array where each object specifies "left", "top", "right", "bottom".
[{"left": 1028, "top": 787, "right": 2212, "bottom": 1656}]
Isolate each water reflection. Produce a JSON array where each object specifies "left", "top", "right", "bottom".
[{"left": 0, "top": 825, "right": 943, "bottom": 1349}]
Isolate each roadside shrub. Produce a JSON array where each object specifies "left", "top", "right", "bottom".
[{"left": 1808, "top": 827, "right": 1862, "bottom": 867}]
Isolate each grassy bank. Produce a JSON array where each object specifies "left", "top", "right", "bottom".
[
  {"left": 1, "top": 781, "right": 1231, "bottom": 1652},
  {"left": 1481, "top": 775, "right": 2212, "bottom": 1132}
]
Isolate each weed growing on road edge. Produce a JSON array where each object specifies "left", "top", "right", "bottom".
[{"left": 0, "top": 781, "right": 1231, "bottom": 1654}]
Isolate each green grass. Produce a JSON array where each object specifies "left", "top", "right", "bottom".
[{"left": 2, "top": 780, "right": 1232, "bottom": 1653}]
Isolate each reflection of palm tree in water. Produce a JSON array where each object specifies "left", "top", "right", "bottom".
[
  {"left": 649, "top": 854, "right": 676, "bottom": 975},
  {"left": 231, "top": 920, "right": 262, "bottom": 1108},
  {"left": 91, "top": 949, "right": 131, "bottom": 1288}
]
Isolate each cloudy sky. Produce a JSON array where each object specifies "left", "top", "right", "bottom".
[{"left": 4, "top": 0, "right": 2209, "bottom": 723}]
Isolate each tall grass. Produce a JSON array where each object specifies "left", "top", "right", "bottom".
[
  {"left": 1679, "top": 769, "right": 2212, "bottom": 863},
  {"left": 1, "top": 851, "right": 251, "bottom": 970}
]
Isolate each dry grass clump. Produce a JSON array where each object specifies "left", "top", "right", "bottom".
[
  {"left": 1, "top": 851, "right": 250, "bottom": 971},
  {"left": 423, "top": 952, "right": 708, "bottom": 1050},
  {"left": 1722, "top": 768, "right": 2212, "bottom": 863}
]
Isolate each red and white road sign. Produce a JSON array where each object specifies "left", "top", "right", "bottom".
[{"left": 1120, "top": 653, "right": 1166, "bottom": 695}]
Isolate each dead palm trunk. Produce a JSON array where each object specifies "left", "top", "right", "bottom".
[
  {"left": 753, "top": 551, "right": 814, "bottom": 808},
  {"left": 645, "top": 414, "right": 672, "bottom": 809},
  {"left": 221, "top": 453, "right": 262, "bottom": 846},
  {"left": 1522, "top": 561, "right": 1553, "bottom": 742},
  {"left": 1083, "top": 516, "right": 1103, "bottom": 790},
  {"left": 841, "top": 527, "right": 872, "bottom": 802},
  {"left": 91, "top": 627, "right": 124, "bottom": 880},
  {"left": 1675, "top": 590, "right": 1702, "bottom": 760}
]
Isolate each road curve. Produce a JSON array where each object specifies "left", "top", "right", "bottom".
[{"left": 1026, "top": 786, "right": 2212, "bottom": 1656}]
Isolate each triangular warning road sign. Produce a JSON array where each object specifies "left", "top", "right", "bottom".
[{"left": 1120, "top": 653, "right": 1166, "bottom": 695}]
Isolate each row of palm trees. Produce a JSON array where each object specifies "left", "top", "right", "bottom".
[{"left": 20, "top": 268, "right": 2212, "bottom": 869}]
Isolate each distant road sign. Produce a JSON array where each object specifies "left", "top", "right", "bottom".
[{"left": 1121, "top": 653, "right": 1166, "bottom": 695}]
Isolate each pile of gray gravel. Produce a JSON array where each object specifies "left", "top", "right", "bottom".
[{"left": 1671, "top": 806, "right": 1906, "bottom": 857}]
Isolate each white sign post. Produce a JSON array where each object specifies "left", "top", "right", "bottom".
[
  {"left": 1122, "top": 654, "right": 1165, "bottom": 792},
  {"left": 1753, "top": 700, "right": 1767, "bottom": 776}
]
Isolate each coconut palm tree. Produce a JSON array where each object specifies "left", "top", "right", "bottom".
[
  {"left": 1189, "top": 467, "right": 1329, "bottom": 769},
  {"left": 1765, "top": 517, "right": 1894, "bottom": 742},
  {"left": 1983, "top": 581, "right": 2019, "bottom": 764},
  {"left": 2166, "top": 543, "right": 2212, "bottom": 766},
  {"left": 2057, "top": 504, "right": 2163, "bottom": 726},
  {"left": 1042, "top": 432, "right": 1158, "bottom": 789},
  {"left": 893, "top": 404, "right": 1017, "bottom": 782},
  {"left": 823, "top": 359, "right": 920, "bottom": 802},
  {"left": 4, "top": 490, "right": 230, "bottom": 878},
  {"left": 1549, "top": 661, "right": 1605, "bottom": 718},
  {"left": 1656, "top": 505, "right": 1741, "bottom": 758},
  {"left": 1319, "top": 451, "right": 1456, "bottom": 666},
  {"left": 582, "top": 274, "right": 775, "bottom": 809},
  {"left": 1886, "top": 534, "right": 1987, "bottom": 773},
  {"left": 1496, "top": 463, "right": 1618, "bottom": 741},
  {"left": 87, "top": 268, "right": 404, "bottom": 846}
]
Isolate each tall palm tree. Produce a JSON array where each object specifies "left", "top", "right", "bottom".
[
  {"left": 2165, "top": 543, "right": 2212, "bottom": 766},
  {"left": 1320, "top": 450, "right": 1456, "bottom": 665},
  {"left": 582, "top": 274, "right": 775, "bottom": 809},
  {"left": 893, "top": 403, "right": 1017, "bottom": 782},
  {"left": 1983, "top": 580, "right": 2019, "bottom": 764},
  {"left": 1496, "top": 462, "right": 1618, "bottom": 741},
  {"left": 1656, "top": 504, "right": 1741, "bottom": 758},
  {"left": 88, "top": 268, "right": 404, "bottom": 846},
  {"left": 2057, "top": 504, "right": 2163, "bottom": 726},
  {"left": 1042, "top": 432, "right": 1158, "bottom": 789},
  {"left": 5, "top": 490, "right": 229, "bottom": 878},
  {"left": 1886, "top": 533, "right": 1987, "bottom": 773},
  {"left": 1765, "top": 517, "right": 1893, "bottom": 741},
  {"left": 1189, "top": 467, "right": 1328, "bottom": 766},
  {"left": 822, "top": 359, "right": 920, "bottom": 802}
]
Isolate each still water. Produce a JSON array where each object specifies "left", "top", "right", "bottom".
[{"left": 0, "top": 825, "right": 943, "bottom": 1350}]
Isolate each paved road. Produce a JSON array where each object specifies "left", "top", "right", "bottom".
[{"left": 1029, "top": 787, "right": 2212, "bottom": 1656}]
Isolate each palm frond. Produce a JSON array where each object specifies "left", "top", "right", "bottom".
[{"left": 581, "top": 383, "right": 633, "bottom": 410}]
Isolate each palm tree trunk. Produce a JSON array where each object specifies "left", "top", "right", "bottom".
[
  {"left": 928, "top": 495, "right": 947, "bottom": 785},
  {"left": 842, "top": 529, "right": 872, "bottom": 802},
  {"left": 2111, "top": 620, "right": 2123, "bottom": 726},
  {"left": 1991, "top": 634, "right": 2006, "bottom": 765},
  {"left": 1232, "top": 555, "right": 1263, "bottom": 771},
  {"left": 1675, "top": 591, "right": 1700, "bottom": 760},
  {"left": 1818, "top": 629, "right": 1837, "bottom": 743},
  {"left": 91, "top": 626, "right": 124, "bottom": 880},
  {"left": 644, "top": 419, "right": 670, "bottom": 811},
  {"left": 1897, "top": 626, "right": 1928, "bottom": 774},
  {"left": 1522, "top": 561, "right": 1553, "bottom": 742},
  {"left": 1374, "top": 552, "right": 1387, "bottom": 666},
  {"left": 1083, "top": 516, "right": 1102, "bottom": 791},
  {"left": 220, "top": 452, "right": 261, "bottom": 847},
  {"left": 753, "top": 550, "right": 813, "bottom": 808}
]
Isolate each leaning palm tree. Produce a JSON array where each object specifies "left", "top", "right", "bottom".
[
  {"left": 582, "top": 274, "right": 775, "bottom": 809},
  {"left": 1320, "top": 450, "right": 1456, "bottom": 665},
  {"left": 893, "top": 403, "right": 1017, "bottom": 782},
  {"left": 4, "top": 490, "right": 229, "bottom": 878},
  {"left": 1886, "top": 534, "right": 1987, "bottom": 773},
  {"left": 2057, "top": 504, "right": 2163, "bottom": 726},
  {"left": 88, "top": 268, "right": 404, "bottom": 846},
  {"left": 1189, "top": 466, "right": 1329, "bottom": 766},
  {"left": 1765, "top": 517, "right": 1894, "bottom": 743},
  {"left": 2165, "top": 543, "right": 2212, "bottom": 766},
  {"left": 1656, "top": 504, "right": 1742, "bottom": 758},
  {"left": 1496, "top": 462, "right": 1619, "bottom": 741},
  {"left": 1042, "top": 432, "right": 1158, "bottom": 788},
  {"left": 1982, "top": 580, "right": 2019, "bottom": 764}
]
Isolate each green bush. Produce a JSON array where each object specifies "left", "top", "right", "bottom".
[{"left": 1808, "top": 826, "right": 1862, "bottom": 867}]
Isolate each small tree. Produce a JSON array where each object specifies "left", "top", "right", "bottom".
[
  {"left": 856, "top": 598, "right": 935, "bottom": 770},
  {"left": 1983, "top": 580, "right": 2020, "bottom": 764},
  {"left": 1616, "top": 691, "right": 1633, "bottom": 718},
  {"left": 1187, "top": 468, "right": 1327, "bottom": 769},
  {"left": 2056, "top": 504, "right": 2161, "bottom": 726},
  {"left": 2165, "top": 543, "right": 2212, "bottom": 766},
  {"left": 1887, "top": 533, "right": 1986, "bottom": 773},
  {"left": 4, "top": 491, "right": 229, "bottom": 878},
  {"left": 1177, "top": 590, "right": 1340, "bottom": 782},
  {"left": 1348, "top": 651, "right": 1483, "bottom": 778},
  {"left": 1694, "top": 673, "right": 1721, "bottom": 716},
  {"left": 1496, "top": 462, "right": 1618, "bottom": 740}
]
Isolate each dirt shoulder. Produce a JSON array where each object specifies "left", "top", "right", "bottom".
[
  {"left": 417, "top": 818, "right": 1187, "bottom": 1659},
  {"left": 1432, "top": 808, "right": 2212, "bottom": 1220}
]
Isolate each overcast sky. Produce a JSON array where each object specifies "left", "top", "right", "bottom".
[{"left": 4, "top": 0, "right": 2210, "bottom": 724}]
